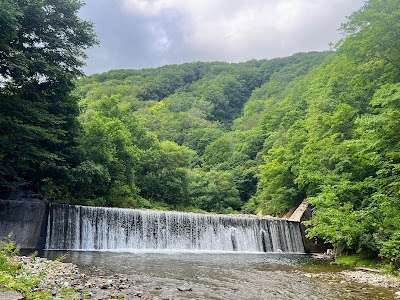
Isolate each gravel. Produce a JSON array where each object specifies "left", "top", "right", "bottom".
[
  {"left": 339, "top": 270, "right": 400, "bottom": 289},
  {"left": 10, "top": 255, "right": 165, "bottom": 299},
  {"left": 7, "top": 255, "right": 400, "bottom": 299}
]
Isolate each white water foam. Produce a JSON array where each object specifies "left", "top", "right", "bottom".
[{"left": 45, "top": 204, "right": 304, "bottom": 253}]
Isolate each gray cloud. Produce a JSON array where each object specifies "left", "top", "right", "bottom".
[{"left": 79, "top": 0, "right": 364, "bottom": 74}]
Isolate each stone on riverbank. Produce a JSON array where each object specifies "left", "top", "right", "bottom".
[
  {"left": 177, "top": 282, "right": 193, "bottom": 291},
  {"left": 340, "top": 270, "right": 400, "bottom": 289},
  {"left": 0, "top": 290, "right": 24, "bottom": 300}
]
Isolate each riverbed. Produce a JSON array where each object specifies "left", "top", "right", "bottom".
[{"left": 41, "top": 250, "right": 397, "bottom": 299}]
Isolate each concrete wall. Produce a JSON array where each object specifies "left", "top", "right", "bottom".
[
  {"left": 289, "top": 201, "right": 332, "bottom": 253},
  {"left": 0, "top": 198, "right": 48, "bottom": 249}
]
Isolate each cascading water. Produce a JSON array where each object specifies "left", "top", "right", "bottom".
[{"left": 45, "top": 204, "right": 304, "bottom": 253}]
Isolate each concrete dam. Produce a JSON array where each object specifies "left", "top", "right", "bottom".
[{"left": 1, "top": 198, "right": 305, "bottom": 253}]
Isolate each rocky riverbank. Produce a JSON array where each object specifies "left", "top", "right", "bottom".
[
  {"left": 2, "top": 255, "right": 193, "bottom": 300},
  {"left": 298, "top": 268, "right": 400, "bottom": 300},
  {"left": 340, "top": 269, "right": 400, "bottom": 289},
  {"left": 2, "top": 254, "right": 400, "bottom": 300}
]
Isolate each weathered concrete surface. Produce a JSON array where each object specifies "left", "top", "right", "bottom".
[
  {"left": 0, "top": 190, "right": 48, "bottom": 249},
  {"left": 288, "top": 200, "right": 332, "bottom": 253},
  {"left": 288, "top": 201, "right": 309, "bottom": 222}
]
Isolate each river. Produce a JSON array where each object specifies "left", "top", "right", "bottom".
[{"left": 41, "top": 250, "right": 395, "bottom": 300}]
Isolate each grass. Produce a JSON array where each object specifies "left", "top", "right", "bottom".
[
  {"left": 334, "top": 254, "right": 399, "bottom": 275},
  {"left": 334, "top": 254, "right": 381, "bottom": 268},
  {"left": 0, "top": 236, "right": 82, "bottom": 299},
  {"left": 0, "top": 237, "right": 51, "bottom": 299}
]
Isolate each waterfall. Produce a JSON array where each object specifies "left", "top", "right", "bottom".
[{"left": 45, "top": 204, "right": 304, "bottom": 253}]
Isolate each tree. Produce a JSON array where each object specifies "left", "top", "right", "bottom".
[
  {"left": 189, "top": 169, "right": 241, "bottom": 212},
  {"left": 0, "top": 0, "right": 97, "bottom": 192},
  {"left": 338, "top": 0, "right": 400, "bottom": 73},
  {"left": 0, "top": 0, "right": 96, "bottom": 85},
  {"left": 255, "top": 121, "right": 307, "bottom": 215},
  {"left": 78, "top": 116, "right": 140, "bottom": 207},
  {"left": 300, "top": 0, "right": 400, "bottom": 259},
  {"left": 137, "top": 141, "right": 196, "bottom": 205}
]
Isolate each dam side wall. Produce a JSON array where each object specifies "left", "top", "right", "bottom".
[
  {"left": 289, "top": 201, "right": 332, "bottom": 253},
  {"left": 0, "top": 199, "right": 48, "bottom": 249}
]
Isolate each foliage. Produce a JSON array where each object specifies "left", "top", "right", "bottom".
[
  {"left": 74, "top": 52, "right": 325, "bottom": 212},
  {"left": 0, "top": 237, "right": 50, "bottom": 299},
  {"left": 136, "top": 141, "right": 196, "bottom": 205},
  {"left": 297, "top": 0, "right": 400, "bottom": 263},
  {"left": 337, "top": 0, "right": 400, "bottom": 71},
  {"left": 0, "top": 0, "right": 97, "bottom": 192},
  {"left": 334, "top": 254, "right": 384, "bottom": 270},
  {"left": 78, "top": 116, "right": 141, "bottom": 207},
  {"left": 0, "top": 237, "right": 85, "bottom": 299},
  {"left": 189, "top": 168, "right": 242, "bottom": 212}
]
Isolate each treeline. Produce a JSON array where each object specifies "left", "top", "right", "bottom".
[{"left": 1, "top": 0, "right": 400, "bottom": 264}]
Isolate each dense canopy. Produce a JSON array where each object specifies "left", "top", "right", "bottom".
[{"left": 0, "top": 0, "right": 97, "bottom": 191}]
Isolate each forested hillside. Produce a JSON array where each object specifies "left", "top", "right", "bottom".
[
  {"left": 1, "top": 0, "right": 399, "bottom": 263},
  {"left": 72, "top": 52, "right": 327, "bottom": 212}
]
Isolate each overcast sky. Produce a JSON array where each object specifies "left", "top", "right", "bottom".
[{"left": 79, "top": 0, "right": 365, "bottom": 75}]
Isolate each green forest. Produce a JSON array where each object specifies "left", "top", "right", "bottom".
[{"left": 1, "top": 0, "right": 400, "bottom": 265}]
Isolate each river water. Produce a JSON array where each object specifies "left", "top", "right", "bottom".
[{"left": 42, "top": 250, "right": 395, "bottom": 300}]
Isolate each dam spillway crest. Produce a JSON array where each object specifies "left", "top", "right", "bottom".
[{"left": 45, "top": 204, "right": 304, "bottom": 253}]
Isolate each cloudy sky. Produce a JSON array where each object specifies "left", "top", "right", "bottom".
[{"left": 79, "top": 0, "right": 365, "bottom": 75}]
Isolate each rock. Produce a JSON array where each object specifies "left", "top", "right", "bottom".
[
  {"left": 77, "top": 285, "right": 85, "bottom": 291},
  {"left": 99, "top": 283, "right": 110, "bottom": 289},
  {"left": 0, "top": 290, "right": 25, "bottom": 300},
  {"left": 118, "top": 284, "right": 128, "bottom": 289},
  {"left": 142, "top": 292, "right": 153, "bottom": 300},
  {"left": 354, "top": 267, "right": 380, "bottom": 273},
  {"left": 106, "top": 279, "right": 113, "bottom": 285},
  {"left": 177, "top": 282, "right": 193, "bottom": 291},
  {"left": 134, "top": 290, "right": 143, "bottom": 297}
]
